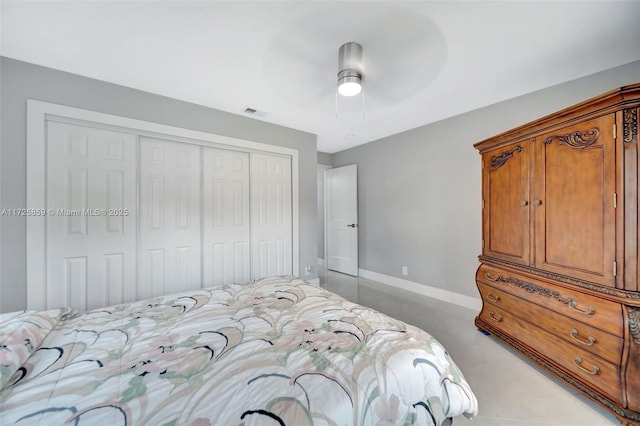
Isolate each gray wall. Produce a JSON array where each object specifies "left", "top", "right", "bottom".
[
  {"left": 0, "top": 57, "right": 318, "bottom": 313},
  {"left": 317, "top": 151, "right": 332, "bottom": 166},
  {"left": 332, "top": 60, "right": 640, "bottom": 299}
]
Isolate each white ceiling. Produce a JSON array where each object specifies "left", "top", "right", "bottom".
[{"left": 2, "top": 1, "right": 640, "bottom": 153}]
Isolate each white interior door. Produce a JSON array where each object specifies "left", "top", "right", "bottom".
[
  {"left": 251, "top": 153, "right": 292, "bottom": 279},
  {"left": 326, "top": 164, "right": 358, "bottom": 276},
  {"left": 46, "top": 122, "right": 137, "bottom": 310},
  {"left": 138, "top": 137, "right": 202, "bottom": 299},
  {"left": 203, "top": 147, "right": 251, "bottom": 285}
]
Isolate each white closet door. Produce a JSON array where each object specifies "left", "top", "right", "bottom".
[
  {"left": 203, "top": 148, "right": 251, "bottom": 286},
  {"left": 250, "top": 153, "right": 292, "bottom": 279},
  {"left": 139, "top": 137, "right": 201, "bottom": 299},
  {"left": 46, "top": 122, "right": 137, "bottom": 311}
]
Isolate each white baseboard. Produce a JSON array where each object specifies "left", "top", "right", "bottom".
[
  {"left": 317, "top": 258, "right": 325, "bottom": 266},
  {"left": 358, "top": 269, "right": 482, "bottom": 312}
]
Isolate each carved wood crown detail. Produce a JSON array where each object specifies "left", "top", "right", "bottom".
[
  {"left": 624, "top": 108, "right": 638, "bottom": 144},
  {"left": 630, "top": 307, "right": 640, "bottom": 344},
  {"left": 479, "top": 255, "right": 640, "bottom": 301},
  {"left": 543, "top": 128, "right": 600, "bottom": 148},
  {"left": 485, "top": 272, "right": 574, "bottom": 304},
  {"left": 489, "top": 146, "right": 522, "bottom": 170}
]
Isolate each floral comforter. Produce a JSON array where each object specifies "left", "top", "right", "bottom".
[{"left": 0, "top": 276, "right": 477, "bottom": 425}]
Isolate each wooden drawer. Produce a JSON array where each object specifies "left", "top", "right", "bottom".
[
  {"left": 477, "top": 264, "right": 623, "bottom": 336},
  {"left": 478, "top": 306, "right": 623, "bottom": 403},
  {"left": 478, "top": 281, "right": 623, "bottom": 365}
]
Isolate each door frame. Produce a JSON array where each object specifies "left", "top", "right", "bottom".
[
  {"left": 26, "top": 100, "right": 300, "bottom": 308},
  {"left": 317, "top": 164, "right": 332, "bottom": 265}
]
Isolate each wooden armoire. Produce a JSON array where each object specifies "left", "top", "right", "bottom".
[{"left": 474, "top": 83, "right": 640, "bottom": 425}]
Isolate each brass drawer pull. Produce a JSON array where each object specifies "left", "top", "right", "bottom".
[
  {"left": 573, "top": 357, "right": 600, "bottom": 375},
  {"left": 489, "top": 311, "right": 503, "bottom": 322},
  {"left": 568, "top": 300, "right": 595, "bottom": 316},
  {"left": 569, "top": 329, "right": 596, "bottom": 346},
  {"left": 485, "top": 273, "right": 502, "bottom": 282},
  {"left": 486, "top": 293, "right": 500, "bottom": 303}
]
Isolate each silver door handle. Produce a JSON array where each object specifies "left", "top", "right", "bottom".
[{"left": 346, "top": 224, "right": 357, "bottom": 228}]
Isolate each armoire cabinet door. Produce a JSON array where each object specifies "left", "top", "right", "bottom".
[
  {"left": 534, "top": 115, "right": 616, "bottom": 286},
  {"left": 482, "top": 141, "right": 531, "bottom": 264}
]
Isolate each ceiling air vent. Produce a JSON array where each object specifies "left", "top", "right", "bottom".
[{"left": 242, "top": 107, "right": 266, "bottom": 117}]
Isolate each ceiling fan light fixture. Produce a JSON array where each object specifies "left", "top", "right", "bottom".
[
  {"left": 337, "top": 42, "right": 363, "bottom": 97},
  {"left": 338, "top": 71, "right": 362, "bottom": 96}
]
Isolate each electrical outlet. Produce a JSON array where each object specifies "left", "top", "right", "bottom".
[
  {"left": 305, "top": 265, "right": 312, "bottom": 275},
  {"left": 402, "top": 266, "right": 408, "bottom": 276}
]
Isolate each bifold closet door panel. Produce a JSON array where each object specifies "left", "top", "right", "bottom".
[
  {"left": 250, "top": 153, "right": 293, "bottom": 279},
  {"left": 203, "top": 147, "right": 251, "bottom": 286},
  {"left": 139, "top": 137, "right": 202, "bottom": 299},
  {"left": 46, "top": 122, "right": 137, "bottom": 311}
]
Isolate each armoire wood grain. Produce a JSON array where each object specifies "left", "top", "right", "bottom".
[{"left": 474, "top": 83, "right": 640, "bottom": 425}]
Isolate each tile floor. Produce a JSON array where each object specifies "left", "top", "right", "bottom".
[{"left": 318, "top": 267, "right": 620, "bottom": 426}]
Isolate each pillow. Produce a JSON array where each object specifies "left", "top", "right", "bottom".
[{"left": 0, "top": 308, "right": 72, "bottom": 389}]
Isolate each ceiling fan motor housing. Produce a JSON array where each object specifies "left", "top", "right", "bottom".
[{"left": 338, "top": 42, "right": 363, "bottom": 95}]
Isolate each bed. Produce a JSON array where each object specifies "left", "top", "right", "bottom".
[{"left": 0, "top": 276, "right": 478, "bottom": 425}]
